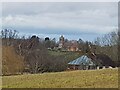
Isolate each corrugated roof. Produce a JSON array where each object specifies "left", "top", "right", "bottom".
[{"left": 68, "top": 55, "right": 95, "bottom": 66}]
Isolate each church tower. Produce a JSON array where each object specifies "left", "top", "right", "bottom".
[{"left": 59, "top": 35, "right": 64, "bottom": 48}]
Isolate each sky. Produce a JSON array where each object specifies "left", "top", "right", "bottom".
[{"left": 1, "top": 2, "right": 118, "bottom": 41}]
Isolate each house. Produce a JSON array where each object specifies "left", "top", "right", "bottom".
[{"left": 66, "top": 40, "right": 79, "bottom": 51}]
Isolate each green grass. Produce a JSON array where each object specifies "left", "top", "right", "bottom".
[
  {"left": 48, "top": 50, "right": 81, "bottom": 63},
  {"left": 2, "top": 68, "right": 118, "bottom": 88},
  {"left": 48, "top": 50, "right": 69, "bottom": 56},
  {"left": 48, "top": 50, "right": 80, "bottom": 56}
]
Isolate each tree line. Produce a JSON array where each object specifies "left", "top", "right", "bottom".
[
  {"left": 1, "top": 29, "right": 119, "bottom": 75},
  {"left": 1, "top": 29, "right": 66, "bottom": 75}
]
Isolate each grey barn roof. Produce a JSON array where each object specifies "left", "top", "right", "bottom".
[{"left": 68, "top": 55, "right": 95, "bottom": 66}]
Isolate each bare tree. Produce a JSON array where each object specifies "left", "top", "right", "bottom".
[
  {"left": 94, "top": 30, "right": 118, "bottom": 66},
  {"left": 1, "top": 29, "right": 18, "bottom": 46}
]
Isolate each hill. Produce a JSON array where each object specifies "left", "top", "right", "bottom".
[
  {"left": 48, "top": 50, "right": 82, "bottom": 63},
  {"left": 2, "top": 68, "right": 118, "bottom": 88}
]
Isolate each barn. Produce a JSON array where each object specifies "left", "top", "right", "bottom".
[
  {"left": 68, "top": 54, "right": 116, "bottom": 70},
  {"left": 95, "top": 54, "right": 116, "bottom": 68},
  {"left": 68, "top": 55, "right": 96, "bottom": 70}
]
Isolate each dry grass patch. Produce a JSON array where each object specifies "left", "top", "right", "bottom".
[{"left": 2, "top": 68, "right": 118, "bottom": 88}]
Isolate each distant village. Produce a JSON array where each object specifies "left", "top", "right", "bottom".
[{"left": 46, "top": 35, "right": 81, "bottom": 52}]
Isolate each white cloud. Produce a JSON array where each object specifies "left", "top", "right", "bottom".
[{"left": 2, "top": 2, "right": 118, "bottom": 35}]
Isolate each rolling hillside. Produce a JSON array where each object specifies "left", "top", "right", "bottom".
[
  {"left": 48, "top": 50, "right": 82, "bottom": 63},
  {"left": 2, "top": 68, "right": 118, "bottom": 88}
]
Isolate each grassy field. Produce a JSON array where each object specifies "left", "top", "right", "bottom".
[{"left": 2, "top": 68, "right": 118, "bottom": 88}]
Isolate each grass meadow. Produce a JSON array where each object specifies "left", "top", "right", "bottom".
[{"left": 2, "top": 68, "right": 118, "bottom": 88}]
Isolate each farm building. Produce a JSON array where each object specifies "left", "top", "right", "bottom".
[
  {"left": 68, "top": 54, "right": 116, "bottom": 70},
  {"left": 95, "top": 54, "right": 116, "bottom": 68},
  {"left": 68, "top": 55, "right": 96, "bottom": 70}
]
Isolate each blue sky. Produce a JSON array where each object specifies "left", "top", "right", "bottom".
[{"left": 2, "top": 2, "right": 118, "bottom": 41}]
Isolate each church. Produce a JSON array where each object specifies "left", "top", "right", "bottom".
[{"left": 58, "top": 35, "right": 79, "bottom": 51}]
